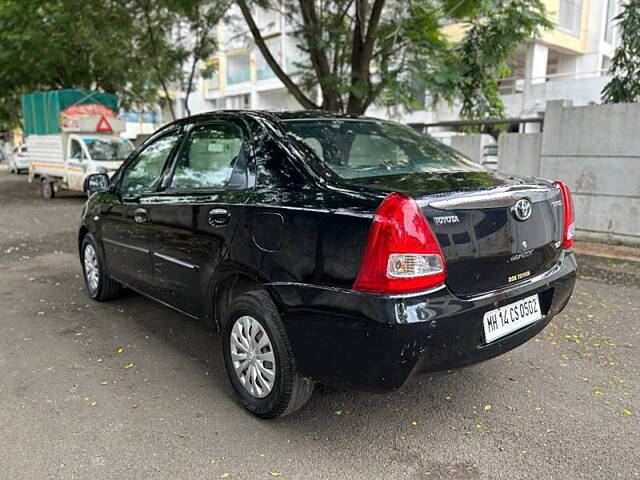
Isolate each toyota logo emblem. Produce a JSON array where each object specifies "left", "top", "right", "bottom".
[{"left": 513, "top": 199, "right": 532, "bottom": 221}]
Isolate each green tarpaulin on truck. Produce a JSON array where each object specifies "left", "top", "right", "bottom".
[{"left": 22, "top": 90, "right": 119, "bottom": 136}]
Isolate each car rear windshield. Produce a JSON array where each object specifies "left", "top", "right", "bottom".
[{"left": 283, "top": 119, "right": 483, "bottom": 179}]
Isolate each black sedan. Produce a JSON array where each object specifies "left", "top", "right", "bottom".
[{"left": 79, "top": 111, "right": 577, "bottom": 418}]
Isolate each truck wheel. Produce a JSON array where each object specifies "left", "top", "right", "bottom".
[
  {"left": 41, "top": 179, "right": 55, "bottom": 199},
  {"left": 223, "top": 290, "right": 314, "bottom": 419},
  {"left": 81, "top": 234, "right": 121, "bottom": 301}
]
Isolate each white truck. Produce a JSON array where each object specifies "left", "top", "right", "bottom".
[
  {"left": 23, "top": 90, "right": 134, "bottom": 198},
  {"left": 28, "top": 116, "right": 133, "bottom": 199}
]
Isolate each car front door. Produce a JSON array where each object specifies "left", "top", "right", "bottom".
[
  {"left": 143, "top": 120, "right": 254, "bottom": 317},
  {"left": 67, "top": 137, "right": 87, "bottom": 191},
  {"left": 99, "top": 130, "right": 182, "bottom": 291}
]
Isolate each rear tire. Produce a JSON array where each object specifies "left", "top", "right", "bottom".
[
  {"left": 81, "top": 234, "right": 121, "bottom": 301},
  {"left": 41, "top": 179, "right": 55, "bottom": 199},
  {"left": 222, "top": 290, "right": 314, "bottom": 419}
]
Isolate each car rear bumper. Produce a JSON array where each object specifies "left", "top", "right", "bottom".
[
  {"left": 12, "top": 158, "right": 29, "bottom": 170},
  {"left": 266, "top": 251, "right": 577, "bottom": 392}
]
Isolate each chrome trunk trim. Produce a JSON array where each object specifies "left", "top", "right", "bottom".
[{"left": 427, "top": 185, "right": 559, "bottom": 210}]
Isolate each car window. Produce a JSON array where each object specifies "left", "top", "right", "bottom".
[
  {"left": 302, "top": 137, "right": 323, "bottom": 159},
  {"left": 70, "top": 139, "right": 83, "bottom": 160},
  {"left": 83, "top": 137, "right": 134, "bottom": 162},
  {"left": 349, "top": 134, "right": 409, "bottom": 167},
  {"left": 171, "top": 123, "right": 246, "bottom": 190},
  {"left": 284, "top": 120, "right": 484, "bottom": 179},
  {"left": 120, "top": 132, "right": 180, "bottom": 196}
]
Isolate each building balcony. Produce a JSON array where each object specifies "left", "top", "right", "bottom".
[
  {"left": 227, "top": 67, "right": 250, "bottom": 85},
  {"left": 498, "top": 70, "right": 610, "bottom": 115},
  {"left": 204, "top": 73, "right": 220, "bottom": 91},
  {"left": 256, "top": 66, "right": 276, "bottom": 81}
]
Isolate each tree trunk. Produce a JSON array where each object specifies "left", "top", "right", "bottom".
[
  {"left": 346, "top": 0, "right": 385, "bottom": 114},
  {"left": 237, "top": 0, "right": 319, "bottom": 110},
  {"left": 183, "top": 33, "right": 201, "bottom": 118},
  {"left": 298, "top": 0, "right": 340, "bottom": 111},
  {"left": 141, "top": 0, "right": 176, "bottom": 121}
]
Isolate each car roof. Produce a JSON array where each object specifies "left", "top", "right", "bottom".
[
  {"left": 177, "top": 109, "right": 384, "bottom": 124},
  {"left": 268, "top": 110, "right": 380, "bottom": 122}
]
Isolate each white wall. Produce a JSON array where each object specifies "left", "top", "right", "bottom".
[
  {"left": 498, "top": 133, "right": 542, "bottom": 177},
  {"left": 501, "top": 100, "right": 640, "bottom": 245}
]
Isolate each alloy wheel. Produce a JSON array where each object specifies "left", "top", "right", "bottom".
[
  {"left": 83, "top": 244, "right": 100, "bottom": 293},
  {"left": 230, "top": 315, "right": 276, "bottom": 398}
]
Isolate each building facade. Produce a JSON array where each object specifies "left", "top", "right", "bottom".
[
  {"left": 173, "top": 3, "right": 303, "bottom": 120},
  {"left": 176, "top": 0, "right": 623, "bottom": 127}
]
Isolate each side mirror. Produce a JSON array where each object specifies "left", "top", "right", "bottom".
[{"left": 84, "top": 173, "right": 110, "bottom": 193}]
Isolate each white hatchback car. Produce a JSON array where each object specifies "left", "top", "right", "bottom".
[{"left": 9, "top": 145, "right": 29, "bottom": 174}]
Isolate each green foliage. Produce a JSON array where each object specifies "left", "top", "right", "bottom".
[
  {"left": 442, "top": 0, "right": 480, "bottom": 19},
  {"left": 602, "top": 0, "right": 640, "bottom": 104},
  {"left": 0, "top": 0, "right": 151, "bottom": 128},
  {"left": 444, "top": 0, "right": 552, "bottom": 119},
  {"left": 0, "top": 0, "right": 228, "bottom": 129},
  {"left": 156, "top": 0, "right": 229, "bottom": 116},
  {"left": 242, "top": 0, "right": 550, "bottom": 117}
]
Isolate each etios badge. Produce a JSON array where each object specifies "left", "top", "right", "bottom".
[{"left": 512, "top": 198, "right": 532, "bottom": 221}]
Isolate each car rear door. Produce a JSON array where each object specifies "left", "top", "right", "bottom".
[
  {"left": 144, "top": 119, "right": 254, "bottom": 317},
  {"left": 99, "top": 129, "right": 182, "bottom": 292}
]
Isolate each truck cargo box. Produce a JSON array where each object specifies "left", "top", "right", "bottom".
[{"left": 22, "top": 90, "right": 119, "bottom": 136}]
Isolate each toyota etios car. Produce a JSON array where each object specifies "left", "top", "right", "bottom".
[{"left": 79, "top": 111, "right": 577, "bottom": 418}]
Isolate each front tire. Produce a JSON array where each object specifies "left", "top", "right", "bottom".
[
  {"left": 223, "top": 290, "right": 314, "bottom": 419},
  {"left": 81, "top": 234, "right": 121, "bottom": 301},
  {"left": 41, "top": 179, "right": 55, "bottom": 199}
]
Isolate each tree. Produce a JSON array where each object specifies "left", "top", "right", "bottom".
[
  {"left": 0, "top": 0, "right": 228, "bottom": 129},
  {"left": 128, "top": 0, "right": 228, "bottom": 119},
  {"left": 237, "top": 0, "right": 550, "bottom": 117},
  {"left": 166, "top": 0, "right": 230, "bottom": 117},
  {"left": 0, "top": 0, "right": 158, "bottom": 128},
  {"left": 602, "top": 0, "right": 640, "bottom": 104}
]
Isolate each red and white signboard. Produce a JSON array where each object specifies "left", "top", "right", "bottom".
[
  {"left": 59, "top": 104, "right": 124, "bottom": 133},
  {"left": 96, "top": 116, "right": 113, "bottom": 132}
]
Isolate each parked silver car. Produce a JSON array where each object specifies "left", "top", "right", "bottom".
[{"left": 9, "top": 145, "right": 29, "bottom": 174}]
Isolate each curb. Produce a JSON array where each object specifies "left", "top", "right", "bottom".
[{"left": 574, "top": 241, "right": 640, "bottom": 264}]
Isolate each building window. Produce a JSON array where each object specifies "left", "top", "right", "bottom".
[
  {"left": 256, "top": 37, "right": 280, "bottom": 81},
  {"left": 605, "top": 0, "right": 619, "bottom": 44},
  {"left": 558, "top": 0, "right": 583, "bottom": 37},
  {"left": 226, "top": 94, "right": 251, "bottom": 110}
]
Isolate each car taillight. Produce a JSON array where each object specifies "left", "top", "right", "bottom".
[
  {"left": 353, "top": 193, "right": 446, "bottom": 294},
  {"left": 556, "top": 181, "right": 575, "bottom": 249}
]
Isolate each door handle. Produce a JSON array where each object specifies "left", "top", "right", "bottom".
[
  {"left": 208, "top": 208, "right": 230, "bottom": 227},
  {"left": 134, "top": 208, "right": 148, "bottom": 224}
]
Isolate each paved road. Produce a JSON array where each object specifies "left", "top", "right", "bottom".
[{"left": 0, "top": 169, "right": 638, "bottom": 480}]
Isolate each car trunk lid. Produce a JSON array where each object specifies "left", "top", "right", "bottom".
[{"left": 418, "top": 184, "right": 564, "bottom": 296}]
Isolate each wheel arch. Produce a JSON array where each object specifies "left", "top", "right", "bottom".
[
  {"left": 208, "top": 261, "right": 271, "bottom": 333},
  {"left": 78, "top": 226, "right": 90, "bottom": 252},
  {"left": 78, "top": 226, "right": 111, "bottom": 277}
]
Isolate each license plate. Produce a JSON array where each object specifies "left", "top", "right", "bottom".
[{"left": 483, "top": 294, "right": 542, "bottom": 343}]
